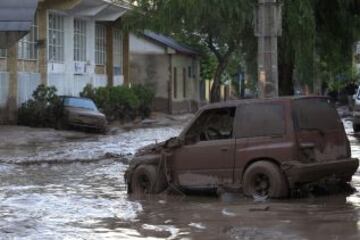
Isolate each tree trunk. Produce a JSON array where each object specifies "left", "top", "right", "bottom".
[
  {"left": 210, "top": 62, "right": 226, "bottom": 103},
  {"left": 278, "top": 62, "right": 294, "bottom": 96}
]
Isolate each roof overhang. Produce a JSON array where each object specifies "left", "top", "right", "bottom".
[
  {"left": 0, "top": 0, "right": 38, "bottom": 48},
  {"left": 63, "top": 0, "right": 130, "bottom": 22}
]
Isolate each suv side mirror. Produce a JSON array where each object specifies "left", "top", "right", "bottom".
[{"left": 166, "top": 137, "right": 184, "bottom": 148}]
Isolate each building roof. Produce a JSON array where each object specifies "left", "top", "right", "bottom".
[
  {"left": 143, "top": 31, "right": 199, "bottom": 56},
  {"left": 0, "top": 0, "right": 37, "bottom": 31},
  {"left": 47, "top": 0, "right": 131, "bottom": 21},
  {"left": 0, "top": 0, "right": 38, "bottom": 48}
]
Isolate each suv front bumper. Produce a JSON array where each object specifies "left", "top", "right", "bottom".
[{"left": 282, "top": 158, "right": 359, "bottom": 187}]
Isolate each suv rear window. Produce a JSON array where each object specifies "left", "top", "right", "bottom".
[
  {"left": 293, "top": 98, "right": 340, "bottom": 130},
  {"left": 236, "top": 103, "right": 285, "bottom": 138}
]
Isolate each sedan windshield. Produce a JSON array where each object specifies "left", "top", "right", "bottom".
[{"left": 64, "top": 98, "right": 98, "bottom": 111}]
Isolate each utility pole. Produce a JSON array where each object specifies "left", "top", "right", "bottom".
[{"left": 256, "top": 0, "right": 282, "bottom": 98}]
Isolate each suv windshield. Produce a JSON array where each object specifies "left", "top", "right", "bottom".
[
  {"left": 63, "top": 97, "right": 98, "bottom": 111},
  {"left": 293, "top": 98, "right": 340, "bottom": 131}
]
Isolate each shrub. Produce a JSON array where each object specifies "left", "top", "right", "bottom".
[
  {"left": 132, "top": 84, "right": 155, "bottom": 119},
  {"left": 80, "top": 84, "right": 154, "bottom": 122},
  {"left": 18, "top": 84, "right": 61, "bottom": 127}
]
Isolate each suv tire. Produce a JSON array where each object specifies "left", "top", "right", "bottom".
[
  {"left": 243, "top": 161, "right": 288, "bottom": 199},
  {"left": 131, "top": 165, "right": 167, "bottom": 194}
]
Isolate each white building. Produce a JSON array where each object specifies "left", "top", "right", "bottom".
[{"left": 0, "top": 0, "right": 131, "bottom": 122}]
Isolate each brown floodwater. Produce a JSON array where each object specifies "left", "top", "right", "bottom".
[{"left": 0, "top": 117, "right": 359, "bottom": 240}]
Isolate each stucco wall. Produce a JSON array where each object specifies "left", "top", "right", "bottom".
[
  {"left": 171, "top": 54, "right": 200, "bottom": 102},
  {"left": 130, "top": 33, "right": 166, "bottom": 54},
  {"left": 130, "top": 54, "right": 170, "bottom": 99},
  {"left": 130, "top": 53, "right": 201, "bottom": 114}
]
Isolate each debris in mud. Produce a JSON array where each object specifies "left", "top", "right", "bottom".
[
  {"left": 141, "top": 224, "right": 179, "bottom": 240},
  {"left": 248, "top": 206, "right": 270, "bottom": 212},
  {"left": 292, "top": 178, "right": 356, "bottom": 198},
  {"left": 222, "top": 208, "right": 236, "bottom": 217},
  {"left": 188, "top": 222, "right": 206, "bottom": 230},
  {"left": 225, "top": 227, "right": 304, "bottom": 240}
]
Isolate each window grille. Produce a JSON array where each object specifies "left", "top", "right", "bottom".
[
  {"left": 17, "top": 17, "right": 38, "bottom": 60},
  {"left": 0, "top": 49, "right": 7, "bottom": 58},
  {"left": 48, "top": 13, "right": 65, "bottom": 63},
  {"left": 74, "top": 19, "right": 87, "bottom": 62},
  {"left": 95, "top": 24, "right": 106, "bottom": 65},
  {"left": 113, "top": 29, "right": 122, "bottom": 67}
]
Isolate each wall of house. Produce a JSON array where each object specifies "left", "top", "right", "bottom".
[
  {"left": 171, "top": 54, "right": 200, "bottom": 114},
  {"left": 0, "top": 58, "right": 8, "bottom": 111},
  {"left": 129, "top": 33, "right": 171, "bottom": 112},
  {"left": 129, "top": 33, "right": 201, "bottom": 113},
  {"left": 130, "top": 33, "right": 166, "bottom": 54},
  {"left": 130, "top": 53, "right": 170, "bottom": 112},
  {"left": 46, "top": 11, "right": 124, "bottom": 96},
  {"left": 0, "top": 4, "right": 127, "bottom": 123}
]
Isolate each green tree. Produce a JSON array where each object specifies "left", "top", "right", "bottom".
[
  {"left": 279, "top": 0, "right": 360, "bottom": 95},
  {"left": 124, "top": 0, "right": 255, "bottom": 102}
]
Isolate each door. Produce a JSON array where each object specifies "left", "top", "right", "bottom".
[
  {"left": 293, "top": 98, "right": 350, "bottom": 162},
  {"left": 171, "top": 107, "right": 236, "bottom": 189}
]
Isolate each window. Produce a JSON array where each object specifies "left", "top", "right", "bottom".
[
  {"left": 0, "top": 49, "right": 6, "bottom": 58},
  {"left": 48, "top": 13, "right": 64, "bottom": 63},
  {"left": 17, "top": 18, "right": 38, "bottom": 60},
  {"left": 183, "top": 68, "right": 186, "bottom": 98},
  {"left": 113, "top": 29, "right": 122, "bottom": 68},
  {"left": 237, "top": 104, "right": 285, "bottom": 138},
  {"left": 95, "top": 24, "right": 106, "bottom": 65},
  {"left": 173, "top": 67, "right": 177, "bottom": 99},
  {"left": 63, "top": 97, "right": 97, "bottom": 111},
  {"left": 185, "top": 107, "right": 235, "bottom": 144},
  {"left": 188, "top": 66, "right": 192, "bottom": 78},
  {"left": 74, "top": 19, "right": 86, "bottom": 62},
  {"left": 293, "top": 98, "right": 340, "bottom": 131}
]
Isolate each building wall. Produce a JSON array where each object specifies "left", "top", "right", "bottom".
[
  {"left": 130, "top": 52, "right": 201, "bottom": 114},
  {"left": 46, "top": 11, "right": 124, "bottom": 96},
  {"left": 171, "top": 54, "right": 200, "bottom": 114},
  {"left": 129, "top": 33, "right": 201, "bottom": 114},
  {"left": 130, "top": 33, "right": 166, "bottom": 54},
  {"left": 0, "top": 4, "right": 128, "bottom": 123},
  {"left": 0, "top": 57, "right": 8, "bottom": 112},
  {"left": 130, "top": 53, "right": 170, "bottom": 112}
]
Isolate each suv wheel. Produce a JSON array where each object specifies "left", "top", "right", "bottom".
[
  {"left": 131, "top": 165, "right": 167, "bottom": 194},
  {"left": 243, "top": 161, "right": 288, "bottom": 199},
  {"left": 353, "top": 123, "right": 360, "bottom": 132}
]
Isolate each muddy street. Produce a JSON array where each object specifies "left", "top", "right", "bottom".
[{"left": 0, "top": 117, "right": 359, "bottom": 240}]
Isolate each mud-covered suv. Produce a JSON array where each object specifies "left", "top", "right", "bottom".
[{"left": 125, "top": 97, "right": 359, "bottom": 198}]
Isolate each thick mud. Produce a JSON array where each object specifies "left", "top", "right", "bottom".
[{"left": 0, "top": 115, "right": 359, "bottom": 239}]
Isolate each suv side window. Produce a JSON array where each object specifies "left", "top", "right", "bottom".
[
  {"left": 236, "top": 103, "right": 285, "bottom": 138},
  {"left": 185, "top": 107, "right": 235, "bottom": 144}
]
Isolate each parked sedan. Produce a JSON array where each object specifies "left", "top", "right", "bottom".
[{"left": 56, "top": 96, "right": 107, "bottom": 133}]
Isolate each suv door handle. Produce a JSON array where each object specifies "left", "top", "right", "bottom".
[{"left": 221, "top": 147, "right": 229, "bottom": 152}]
